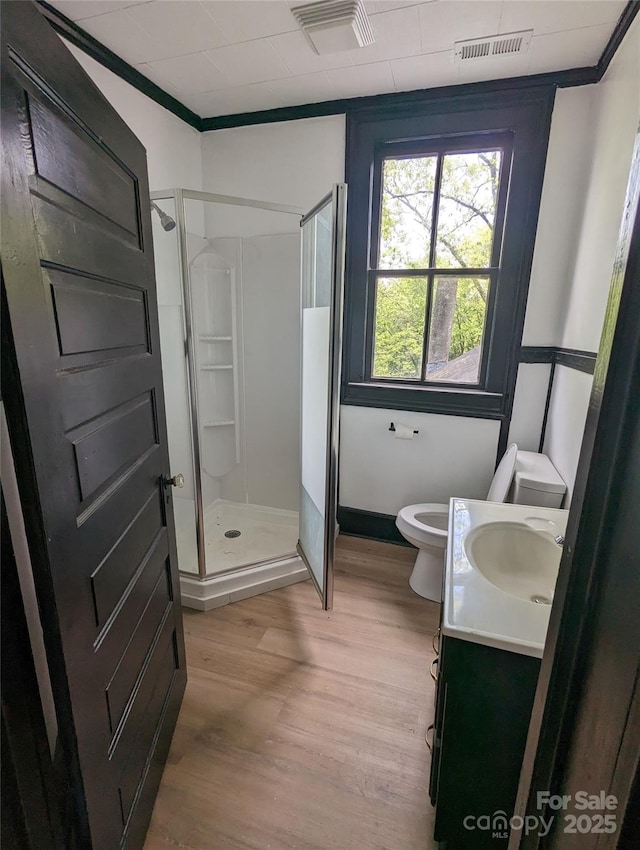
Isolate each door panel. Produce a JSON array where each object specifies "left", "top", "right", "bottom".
[
  {"left": 1, "top": 5, "right": 186, "bottom": 849},
  {"left": 28, "top": 91, "right": 141, "bottom": 241},
  {"left": 47, "top": 269, "right": 149, "bottom": 356},
  {"left": 298, "top": 185, "right": 347, "bottom": 610}
]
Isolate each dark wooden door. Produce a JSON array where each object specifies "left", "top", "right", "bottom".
[{"left": 1, "top": 4, "right": 186, "bottom": 848}]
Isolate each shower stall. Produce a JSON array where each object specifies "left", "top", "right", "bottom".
[{"left": 151, "top": 186, "right": 346, "bottom": 610}]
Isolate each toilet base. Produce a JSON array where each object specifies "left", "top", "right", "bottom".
[{"left": 409, "top": 547, "right": 445, "bottom": 602}]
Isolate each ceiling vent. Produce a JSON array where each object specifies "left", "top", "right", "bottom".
[
  {"left": 292, "top": 0, "right": 375, "bottom": 55},
  {"left": 453, "top": 30, "right": 533, "bottom": 63}
]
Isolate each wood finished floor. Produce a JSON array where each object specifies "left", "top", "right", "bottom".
[{"left": 143, "top": 535, "right": 440, "bottom": 850}]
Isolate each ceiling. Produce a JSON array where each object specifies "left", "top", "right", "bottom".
[{"left": 50, "top": 0, "right": 627, "bottom": 119}]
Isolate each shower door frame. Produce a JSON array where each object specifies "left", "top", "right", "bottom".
[
  {"left": 151, "top": 188, "right": 303, "bottom": 579},
  {"left": 297, "top": 184, "right": 348, "bottom": 610}
]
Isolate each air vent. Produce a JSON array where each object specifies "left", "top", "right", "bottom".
[
  {"left": 460, "top": 41, "right": 491, "bottom": 61},
  {"left": 292, "top": 0, "right": 375, "bottom": 55},
  {"left": 454, "top": 30, "right": 533, "bottom": 63}
]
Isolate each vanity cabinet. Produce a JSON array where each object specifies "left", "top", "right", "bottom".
[{"left": 429, "top": 632, "right": 541, "bottom": 849}]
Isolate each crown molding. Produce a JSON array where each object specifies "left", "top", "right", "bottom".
[
  {"left": 597, "top": 0, "right": 639, "bottom": 79},
  {"left": 36, "top": 0, "right": 638, "bottom": 133},
  {"left": 36, "top": 0, "right": 202, "bottom": 130},
  {"left": 199, "top": 68, "right": 597, "bottom": 131}
]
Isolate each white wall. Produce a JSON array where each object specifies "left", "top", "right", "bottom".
[
  {"left": 65, "top": 41, "right": 202, "bottom": 192},
  {"left": 340, "top": 407, "right": 500, "bottom": 515},
  {"left": 543, "top": 368, "right": 593, "bottom": 502},
  {"left": 561, "top": 17, "right": 640, "bottom": 353},
  {"left": 508, "top": 86, "right": 596, "bottom": 454},
  {"left": 522, "top": 86, "right": 596, "bottom": 349},
  {"left": 201, "top": 115, "right": 346, "bottom": 209},
  {"left": 543, "top": 17, "right": 640, "bottom": 500},
  {"left": 507, "top": 363, "right": 552, "bottom": 452},
  {"left": 508, "top": 18, "right": 639, "bottom": 488}
]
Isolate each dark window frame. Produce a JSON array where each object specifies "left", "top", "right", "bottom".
[
  {"left": 342, "top": 86, "right": 556, "bottom": 419},
  {"left": 367, "top": 133, "right": 511, "bottom": 389}
]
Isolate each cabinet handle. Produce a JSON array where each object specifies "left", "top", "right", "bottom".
[
  {"left": 430, "top": 657, "right": 438, "bottom": 683},
  {"left": 432, "top": 627, "right": 440, "bottom": 655},
  {"left": 425, "top": 723, "right": 434, "bottom": 751}
]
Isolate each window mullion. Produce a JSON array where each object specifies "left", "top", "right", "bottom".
[
  {"left": 421, "top": 155, "right": 443, "bottom": 381},
  {"left": 421, "top": 273, "right": 434, "bottom": 382},
  {"left": 428, "top": 154, "right": 443, "bottom": 268}
]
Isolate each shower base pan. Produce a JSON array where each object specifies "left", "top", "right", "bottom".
[
  {"left": 172, "top": 498, "right": 307, "bottom": 610},
  {"left": 204, "top": 500, "right": 299, "bottom": 575}
]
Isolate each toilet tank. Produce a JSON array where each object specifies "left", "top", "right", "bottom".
[{"left": 511, "top": 451, "right": 566, "bottom": 508}]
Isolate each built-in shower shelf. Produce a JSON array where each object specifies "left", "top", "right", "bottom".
[
  {"left": 203, "top": 420, "right": 235, "bottom": 427},
  {"left": 200, "top": 335, "right": 232, "bottom": 341},
  {"left": 201, "top": 364, "right": 233, "bottom": 370}
]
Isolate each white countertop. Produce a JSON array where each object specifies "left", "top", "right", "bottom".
[{"left": 442, "top": 499, "right": 569, "bottom": 658}]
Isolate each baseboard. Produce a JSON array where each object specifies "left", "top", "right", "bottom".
[
  {"left": 179, "top": 555, "right": 308, "bottom": 611},
  {"left": 337, "top": 506, "right": 414, "bottom": 547}
]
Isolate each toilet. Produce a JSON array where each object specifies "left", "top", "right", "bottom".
[{"left": 396, "top": 445, "right": 566, "bottom": 601}]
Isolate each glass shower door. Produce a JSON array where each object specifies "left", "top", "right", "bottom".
[{"left": 298, "top": 184, "right": 347, "bottom": 610}]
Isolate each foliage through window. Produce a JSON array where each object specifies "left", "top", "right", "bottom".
[{"left": 370, "top": 144, "right": 505, "bottom": 386}]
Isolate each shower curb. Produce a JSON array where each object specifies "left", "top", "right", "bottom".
[{"left": 178, "top": 555, "right": 308, "bottom": 611}]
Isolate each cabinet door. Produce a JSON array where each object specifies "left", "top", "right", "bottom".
[
  {"left": 429, "top": 630, "right": 446, "bottom": 806},
  {"left": 432, "top": 638, "right": 540, "bottom": 848}
]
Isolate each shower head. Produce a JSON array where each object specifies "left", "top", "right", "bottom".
[{"left": 151, "top": 201, "right": 176, "bottom": 232}]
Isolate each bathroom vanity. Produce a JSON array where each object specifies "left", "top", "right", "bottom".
[
  {"left": 429, "top": 632, "right": 540, "bottom": 848},
  {"left": 428, "top": 499, "right": 568, "bottom": 849}
]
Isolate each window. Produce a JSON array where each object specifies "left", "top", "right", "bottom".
[
  {"left": 370, "top": 138, "right": 508, "bottom": 387},
  {"left": 343, "top": 86, "right": 556, "bottom": 418}
]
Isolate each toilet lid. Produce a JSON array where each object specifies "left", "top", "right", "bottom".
[{"left": 486, "top": 442, "right": 518, "bottom": 503}]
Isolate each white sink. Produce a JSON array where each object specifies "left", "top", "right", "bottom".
[
  {"left": 464, "top": 521, "right": 561, "bottom": 604},
  {"left": 443, "top": 499, "right": 569, "bottom": 657}
]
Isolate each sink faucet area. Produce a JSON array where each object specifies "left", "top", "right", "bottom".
[{"left": 443, "top": 499, "right": 569, "bottom": 657}]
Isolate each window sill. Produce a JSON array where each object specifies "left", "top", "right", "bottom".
[{"left": 341, "top": 381, "right": 505, "bottom": 419}]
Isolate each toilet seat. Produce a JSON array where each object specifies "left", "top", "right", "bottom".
[{"left": 396, "top": 502, "right": 449, "bottom": 544}]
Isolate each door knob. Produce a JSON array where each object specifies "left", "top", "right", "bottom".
[{"left": 163, "top": 473, "right": 184, "bottom": 488}]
